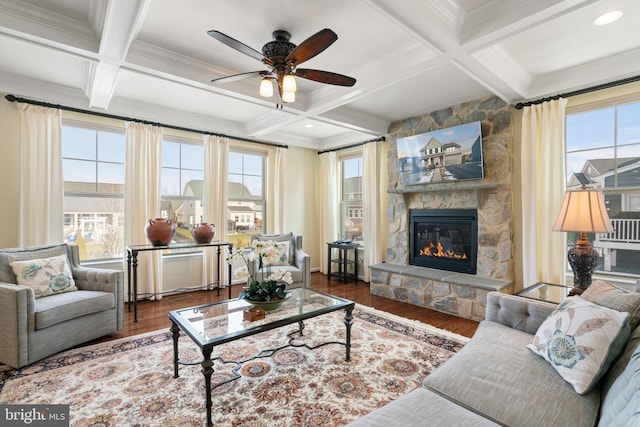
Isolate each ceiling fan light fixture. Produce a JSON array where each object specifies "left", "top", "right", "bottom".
[
  {"left": 259, "top": 77, "right": 273, "bottom": 97},
  {"left": 283, "top": 74, "right": 297, "bottom": 92},
  {"left": 282, "top": 90, "right": 295, "bottom": 103}
]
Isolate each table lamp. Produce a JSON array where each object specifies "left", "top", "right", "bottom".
[{"left": 552, "top": 186, "right": 613, "bottom": 296}]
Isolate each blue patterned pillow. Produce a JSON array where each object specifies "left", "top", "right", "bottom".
[
  {"left": 9, "top": 254, "right": 77, "bottom": 298},
  {"left": 528, "top": 296, "right": 630, "bottom": 394}
]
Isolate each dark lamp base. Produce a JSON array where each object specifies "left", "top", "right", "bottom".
[{"left": 566, "top": 237, "right": 599, "bottom": 296}]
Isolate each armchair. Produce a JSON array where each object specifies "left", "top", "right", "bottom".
[
  {"left": 0, "top": 243, "right": 123, "bottom": 368},
  {"left": 248, "top": 233, "right": 311, "bottom": 289}
]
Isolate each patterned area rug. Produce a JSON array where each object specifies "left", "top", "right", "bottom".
[{"left": 0, "top": 305, "right": 467, "bottom": 426}]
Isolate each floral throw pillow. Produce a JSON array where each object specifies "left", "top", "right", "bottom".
[
  {"left": 271, "top": 241, "right": 290, "bottom": 266},
  {"left": 9, "top": 254, "right": 77, "bottom": 298},
  {"left": 527, "top": 296, "right": 630, "bottom": 394}
]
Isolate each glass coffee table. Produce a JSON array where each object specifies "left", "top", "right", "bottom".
[{"left": 168, "top": 288, "right": 355, "bottom": 427}]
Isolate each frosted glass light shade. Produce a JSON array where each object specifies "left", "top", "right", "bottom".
[
  {"left": 259, "top": 78, "right": 273, "bottom": 97},
  {"left": 282, "top": 90, "right": 295, "bottom": 103},
  {"left": 282, "top": 74, "right": 297, "bottom": 92},
  {"left": 553, "top": 189, "right": 613, "bottom": 233}
]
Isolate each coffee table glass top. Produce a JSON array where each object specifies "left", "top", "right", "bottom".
[
  {"left": 517, "top": 282, "right": 571, "bottom": 304},
  {"left": 169, "top": 288, "right": 353, "bottom": 347}
]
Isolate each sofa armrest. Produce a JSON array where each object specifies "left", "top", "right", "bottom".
[
  {"left": 485, "top": 291, "right": 558, "bottom": 335},
  {"left": 294, "top": 248, "right": 311, "bottom": 288},
  {"left": 0, "top": 283, "right": 35, "bottom": 368}
]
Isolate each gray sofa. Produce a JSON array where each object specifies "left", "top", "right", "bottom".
[
  {"left": 0, "top": 243, "right": 124, "bottom": 368},
  {"left": 349, "top": 290, "right": 640, "bottom": 427}
]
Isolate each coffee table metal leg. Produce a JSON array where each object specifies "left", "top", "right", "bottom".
[
  {"left": 344, "top": 305, "right": 354, "bottom": 361},
  {"left": 170, "top": 321, "right": 180, "bottom": 378},
  {"left": 201, "top": 346, "right": 214, "bottom": 427}
]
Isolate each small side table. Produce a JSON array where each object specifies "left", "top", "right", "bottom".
[
  {"left": 327, "top": 242, "right": 359, "bottom": 283},
  {"left": 517, "top": 282, "right": 571, "bottom": 304}
]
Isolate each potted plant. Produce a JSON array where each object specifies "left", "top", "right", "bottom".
[{"left": 227, "top": 240, "right": 293, "bottom": 310}]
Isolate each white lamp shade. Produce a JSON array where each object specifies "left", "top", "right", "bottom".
[
  {"left": 553, "top": 189, "right": 613, "bottom": 233},
  {"left": 259, "top": 78, "right": 273, "bottom": 97},
  {"left": 282, "top": 74, "right": 297, "bottom": 92},
  {"left": 282, "top": 90, "right": 295, "bottom": 103}
]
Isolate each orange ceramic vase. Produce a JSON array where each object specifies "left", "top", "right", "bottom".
[
  {"left": 144, "top": 218, "right": 176, "bottom": 246},
  {"left": 192, "top": 222, "right": 216, "bottom": 244}
]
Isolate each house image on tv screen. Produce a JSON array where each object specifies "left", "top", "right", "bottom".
[{"left": 397, "top": 121, "right": 484, "bottom": 185}]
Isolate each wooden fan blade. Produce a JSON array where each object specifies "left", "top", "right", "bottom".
[
  {"left": 211, "top": 71, "right": 266, "bottom": 84},
  {"left": 285, "top": 28, "right": 337, "bottom": 66},
  {"left": 207, "top": 30, "right": 273, "bottom": 66},
  {"left": 295, "top": 69, "right": 356, "bottom": 87}
]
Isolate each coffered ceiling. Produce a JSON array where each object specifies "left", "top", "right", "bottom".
[{"left": 1, "top": 0, "right": 638, "bottom": 150}]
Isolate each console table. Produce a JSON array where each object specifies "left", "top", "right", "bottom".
[
  {"left": 327, "top": 242, "right": 359, "bottom": 283},
  {"left": 126, "top": 241, "right": 233, "bottom": 322}
]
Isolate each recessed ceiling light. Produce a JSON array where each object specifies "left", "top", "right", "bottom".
[
  {"left": 304, "top": 124, "right": 314, "bottom": 128},
  {"left": 592, "top": 10, "right": 624, "bottom": 26}
]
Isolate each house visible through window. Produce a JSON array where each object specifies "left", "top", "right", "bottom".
[
  {"left": 565, "top": 100, "right": 640, "bottom": 277},
  {"left": 341, "top": 156, "right": 363, "bottom": 243},
  {"left": 161, "top": 139, "right": 204, "bottom": 245},
  {"left": 227, "top": 149, "right": 265, "bottom": 248},
  {"left": 62, "top": 124, "right": 125, "bottom": 261}
]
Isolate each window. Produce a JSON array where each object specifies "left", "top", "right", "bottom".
[
  {"left": 161, "top": 139, "right": 204, "bottom": 243},
  {"left": 565, "top": 100, "right": 640, "bottom": 277},
  {"left": 62, "top": 125, "right": 125, "bottom": 261},
  {"left": 341, "top": 156, "right": 363, "bottom": 243},
  {"left": 227, "top": 150, "right": 265, "bottom": 248}
]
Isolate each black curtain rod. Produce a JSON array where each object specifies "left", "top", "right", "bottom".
[
  {"left": 317, "top": 136, "right": 386, "bottom": 155},
  {"left": 514, "top": 75, "right": 640, "bottom": 110},
  {"left": 4, "top": 94, "right": 288, "bottom": 149}
]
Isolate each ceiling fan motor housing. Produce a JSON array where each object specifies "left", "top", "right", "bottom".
[{"left": 262, "top": 30, "right": 296, "bottom": 61}]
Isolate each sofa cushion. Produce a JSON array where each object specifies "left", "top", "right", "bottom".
[
  {"left": 0, "top": 244, "right": 68, "bottom": 284},
  {"left": 9, "top": 254, "right": 77, "bottom": 298},
  {"left": 346, "top": 387, "right": 500, "bottom": 427},
  {"left": 424, "top": 320, "right": 600, "bottom": 427},
  {"left": 256, "top": 264, "right": 302, "bottom": 284},
  {"left": 528, "top": 296, "right": 630, "bottom": 394},
  {"left": 34, "top": 290, "right": 115, "bottom": 329},
  {"left": 581, "top": 279, "right": 640, "bottom": 330},
  {"left": 598, "top": 326, "right": 640, "bottom": 427}
]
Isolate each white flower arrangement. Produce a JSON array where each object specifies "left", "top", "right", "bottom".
[{"left": 227, "top": 239, "right": 293, "bottom": 302}]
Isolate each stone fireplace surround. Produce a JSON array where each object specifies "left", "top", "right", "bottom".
[{"left": 369, "top": 96, "right": 515, "bottom": 321}]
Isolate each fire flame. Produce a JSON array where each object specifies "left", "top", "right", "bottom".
[{"left": 419, "top": 240, "right": 467, "bottom": 259}]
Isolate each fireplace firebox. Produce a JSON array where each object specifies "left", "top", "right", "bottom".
[{"left": 409, "top": 209, "right": 478, "bottom": 274}]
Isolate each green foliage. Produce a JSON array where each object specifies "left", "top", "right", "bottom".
[{"left": 239, "top": 279, "right": 287, "bottom": 302}]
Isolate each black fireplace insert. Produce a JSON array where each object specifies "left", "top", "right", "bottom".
[{"left": 409, "top": 209, "right": 478, "bottom": 274}]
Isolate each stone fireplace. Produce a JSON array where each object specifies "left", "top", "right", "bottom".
[{"left": 369, "top": 95, "right": 515, "bottom": 321}]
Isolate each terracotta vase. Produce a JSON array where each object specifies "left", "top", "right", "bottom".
[
  {"left": 144, "top": 218, "right": 176, "bottom": 246},
  {"left": 192, "top": 222, "right": 216, "bottom": 244}
]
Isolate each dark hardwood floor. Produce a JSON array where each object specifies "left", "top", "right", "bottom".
[{"left": 99, "top": 272, "right": 479, "bottom": 344}]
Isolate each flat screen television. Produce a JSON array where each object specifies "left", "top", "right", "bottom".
[{"left": 396, "top": 121, "right": 484, "bottom": 185}]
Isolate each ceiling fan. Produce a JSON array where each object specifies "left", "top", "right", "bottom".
[{"left": 207, "top": 28, "right": 356, "bottom": 106}]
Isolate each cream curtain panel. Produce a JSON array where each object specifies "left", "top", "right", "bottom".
[
  {"left": 273, "top": 146, "right": 287, "bottom": 234},
  {"left": 362, "top": 140, "right": 389, "bottom": 282},
  {"left": 520, "top": 98, "right": 568, "bottom": 286},
  {"left": 124, "top": 122, "right": 164, "bottom": 299},
  {"left": 319, "top": 151, "right": 339, "bottom": 274},
  {"left": 17, "top": 103, "right": 64, "bottom": 246},
  {"left": 203, "top": 134, "right": 229, "bottom": 288}
]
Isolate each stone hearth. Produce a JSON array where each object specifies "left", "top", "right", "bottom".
[{"left": 370, "top": 95, "right": 515, "bottom": 321}]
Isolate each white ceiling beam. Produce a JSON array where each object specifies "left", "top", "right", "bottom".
[{"left": 87, "top": 0, "right": 151, "bottom": 110}]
